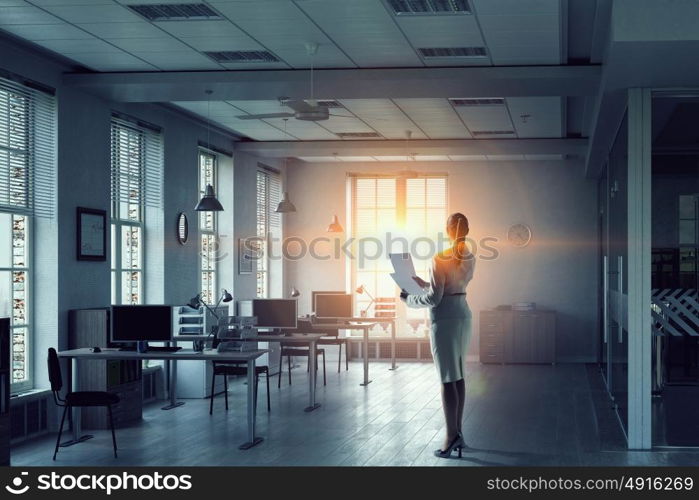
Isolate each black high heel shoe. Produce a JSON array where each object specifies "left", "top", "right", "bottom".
[{"left": 434, "top": 433, "right": 466, "bottom": 458}]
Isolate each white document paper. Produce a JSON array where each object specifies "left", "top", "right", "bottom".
[{"left": 389, "top": 253, "right": 427, "bottom": 295}]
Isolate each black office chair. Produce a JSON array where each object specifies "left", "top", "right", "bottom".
[
  {"left": 318, "top": 334, "right": 349, "bottom": 372},
  {"left": 209, "top": 362, "right": 270, "bottom": 415},
  {"left": 278, "top": 343, "right": 326, "bottom": 388},
  {"left": 47, "top": 348, "right": 119, "bottom": 460}
]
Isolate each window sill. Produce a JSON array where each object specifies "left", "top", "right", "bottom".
[{"left": 10, "top": 388, "right": 52, "bottom": 405}]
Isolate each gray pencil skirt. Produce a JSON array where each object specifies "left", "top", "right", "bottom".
[{"left": 429, "top": 315, "right": 472, "bottom": 383}]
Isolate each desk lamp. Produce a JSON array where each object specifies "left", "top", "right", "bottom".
[
  {"left": 187, "top": 289, "right": 233, "bottom": 345},
  {"left": 355, "top": 284, "right": 375, "bottom": 318}
]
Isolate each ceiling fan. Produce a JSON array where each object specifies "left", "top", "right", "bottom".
[{"left": 235, "top": 43, "right": 353, "bottom": 122}]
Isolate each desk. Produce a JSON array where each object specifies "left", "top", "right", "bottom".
[
  {"left": 58, "top": 348, "right": 268, "bottom": 450},
  {"left": 175, "top": 333, "right": 325, "bottom": 412},
  {"left": 311, "top": 322, "right": 381, "bottom": 386}
]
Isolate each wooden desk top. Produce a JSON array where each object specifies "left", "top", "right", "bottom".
[{"left": 58, "top": 347, "right": 268, "bottom": 362}]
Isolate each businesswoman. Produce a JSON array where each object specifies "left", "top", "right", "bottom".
[{"left": 401, "top": 212, "right": 475, "bottom": 458}]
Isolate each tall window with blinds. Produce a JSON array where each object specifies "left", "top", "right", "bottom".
[
  {"left": 110, "top": 117, "right": 162, "bottom": 305},
  {"left": 199, "top": 150, "right": 217, "bottom": 304},
  {"left": 0, "top": 77, "right": 56, "bottom": 391},
  {"left": 256, "top": 168, "right": 281, "bottom": 298},
  {"left": 350, "top": 175, "right": 447, "bottom": 337}
]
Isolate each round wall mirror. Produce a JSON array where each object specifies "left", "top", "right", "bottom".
[{"left": 177, "top": 212, "right": 188, "bottom": 245}]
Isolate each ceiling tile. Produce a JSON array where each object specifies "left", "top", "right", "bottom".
[
  {"left": 33, "top": 37, "right": 116, "bottom": 53},
  {"left": 453, "top": 103, "right": 514, "bottom": 135},
  {"left": 321, "top": 115, "right": 376, "bottom": 135},
  {"left": 393, "top": 98, "right": 471, "bottom": 139},
  {"left": 40, "top": 4, "right": 143, "bottom": 23},
  {"left": 209, "top": 0, "right": 355, "bottom": 68},
  {"left": 293, "top": 0, "right": 422, "bottom": 68},
  {"left": 339, "top": 99, "right": 427, "bottom": 140},
  {"left": 62, "top": 51, "right": 157, "bottom": 71},
  {"left": 396, "top": 15, "right": 484, "bottom": 49},
  {"left": 263, "top": 118, "right": 337, "bottom": 140},
  {"left": 477, "top": 13, "right": 559, "bottom": 32},
  {"left": 77, "top": 21, "right": 166, "bottom": 38},
  {"left": 472, "top": 0, "right": 559, "bottom": 16},
  {"left": 155, "top": 19, "right": 245, "bottom": 38},
  {"left": 32, "top": 0, "right": 114, "bottom": 5},
  {"left": 109, "top": 37, "right": 192, "bottom": 53},
  {"left": 0, "top": 23, "right": 93, "bottom": 40},
  {"left": 130, "top": 50, "right": 222, "bottom": 70},
  {"left": 175, "top": 36, "right": 262, "bottom": 52},
  {"left": 0, "top": 6, "right": 62, "bottom": 24},
  {"left": 507, "top": 97, "right": 562, "bottom": 138}
]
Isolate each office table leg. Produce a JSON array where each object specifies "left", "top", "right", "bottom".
[
  {"left": 239, "top": 358, "right": 264, "bottom": 450},
  {"left": 60, "top": 358, "right": 93, "bottom": 447},
  {"left": 389, "top": 320, "right": 398, "bottom": 371},
  {"left": 304, "top": 340, "right": 321, "bottom": 412},
  {"left": 360, "top": 327, "right": 372, "bottom": 386},
  {"left": 162, "top": 358, "right": 185, "bottom": 410}
]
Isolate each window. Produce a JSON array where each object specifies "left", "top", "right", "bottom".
[
  {"left": 350, "top": 175, "right": 447, "bottom": 337},
  {"left": 199, "top": 150, "right": 217, "bottom": 304},
  {"left": 110, "top": 118, "right": 162, "bottom": 305},
  {"left": 0, "top": 77, "right": 56, "bottom": 391},
  {"left": 255, "top": 168, "right": 281, "bottom": 298}
]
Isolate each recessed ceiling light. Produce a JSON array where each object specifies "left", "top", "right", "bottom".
[
  {"left": 449, "top": 98, "right": 505, "bottom": 107},
  {"left": 418, "top": 47, "right": 487, "bottom": 58},
  {"left": 203, "top": 51, "right": 280, "bottom": 63},
  {"left": 127, "top": 3, "right": 222, "bottom": 21},
  {"left": 388, "top": 0, "right": 471, "bottom": 15}
]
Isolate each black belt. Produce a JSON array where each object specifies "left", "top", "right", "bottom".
[{"left": 448, "top": 292, "right": 466, "bottom": 296}]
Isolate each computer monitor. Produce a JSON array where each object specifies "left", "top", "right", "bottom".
[
  {"left": 311, "top": 291, "right": 345, "bottom": 314},
  {"left": 110, "top": 305, "right": 173, "bottom": 343},
  {"left": 314, "top": 293, "right": 353, "bottom": 319},
  {"left": 237, "top": 299, "right": 298, "bottom": 330}
]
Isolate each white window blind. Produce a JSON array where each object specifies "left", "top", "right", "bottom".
[
  {"left": 110, "top": 117, "right": 163, "bottom": 212},
  {"left": 0, "top": 77, "right": 56, "bottom": 218},
  {"left": 256, "top": 167, "right": 281, "bottom": 297}
]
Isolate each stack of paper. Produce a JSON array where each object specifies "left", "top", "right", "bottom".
[{"left": 389, "top": 253, "right": 428, "bottom": 295}]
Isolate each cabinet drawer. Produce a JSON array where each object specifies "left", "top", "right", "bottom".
[
  {"left": 480, "top": 348, "right": 504, "bottom": 363},
  {"left": 480, "top": 313, "right": 505, "bottom": 333}
]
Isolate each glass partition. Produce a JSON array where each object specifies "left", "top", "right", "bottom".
[{"left": 651, "top": 94, "right": 699, "bottom": 447}]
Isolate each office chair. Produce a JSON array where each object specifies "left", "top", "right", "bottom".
[
  {"left": 317, "top": 334, "right": 349, "bottom": 372},
  {"left": 47, "top": 348, "right": 119, "bottom": 460},
  {"left": 278, "top": 343, "right": 326, "bottom": 387},
  {"left": 209, "top": 362, "right": 270, "bottom": 415}
]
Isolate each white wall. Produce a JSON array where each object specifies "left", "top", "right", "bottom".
[{"left": 285, "top": 160, "right": 600, "bottom": 362}]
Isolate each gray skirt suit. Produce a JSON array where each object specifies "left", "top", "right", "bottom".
[{"left": 406, "top": 250, "right": 475, "bottom": 383}]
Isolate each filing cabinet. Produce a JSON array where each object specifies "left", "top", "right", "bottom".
[{"left": 479, "top": 310, "right": 556, "bottom": 364}]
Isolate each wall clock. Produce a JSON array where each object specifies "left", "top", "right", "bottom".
[
  {"left": 507, "top": 223, "right": 532, "bottom": 248},
  {"left": 177, "top": 212, "right": 188, "bottom": 245}
]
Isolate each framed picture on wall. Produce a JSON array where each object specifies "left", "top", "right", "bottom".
[
  {"left": 76, "top": 207, "right": 107, "bottom": 261},
  {"left": 238, "top": 237, "right": 262, "bottom": 274}
]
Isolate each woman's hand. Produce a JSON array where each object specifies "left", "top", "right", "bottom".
[
  {"left": 400, "top": 289, "right": 409, "bottom": 301},
  {"left": 412, "top": 276, "right": 429, "bottom": 288}
]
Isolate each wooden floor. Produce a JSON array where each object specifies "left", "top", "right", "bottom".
[{"left": 12, "top": 360, "right": 699, "bottom": 466}]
